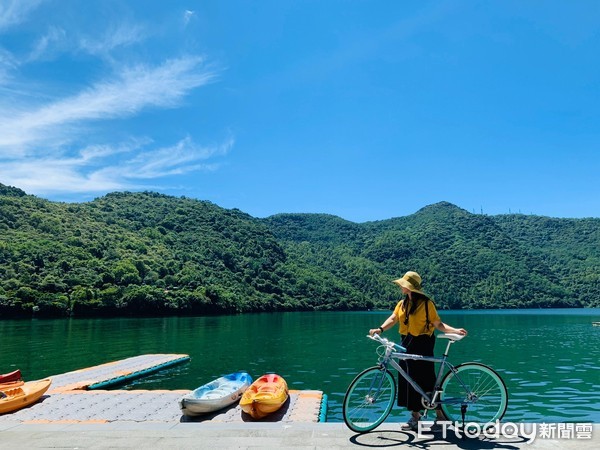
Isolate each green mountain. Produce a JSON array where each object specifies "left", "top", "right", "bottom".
[
  {"left": 1, "top": 185, "right": 598, "bottom": 317},
  {"left": 266, "top": 202, "right": 582, "bottom": 310},
  {"left": 0, "top": 188, "right": 367, "bottom": 317}
]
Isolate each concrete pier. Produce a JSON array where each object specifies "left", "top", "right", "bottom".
[{"left": 0, "top": 421, "right": 597, "bottom": 449}]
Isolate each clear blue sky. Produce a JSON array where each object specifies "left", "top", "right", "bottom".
[{"left": 1, "top": 1, "right": 599, "bottom": 222}]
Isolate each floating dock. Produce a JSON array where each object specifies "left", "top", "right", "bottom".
[
  {"left": 0, "top": 354, "right": 327, "bottom": 424},
  {"left": 48, "top": 354, "right": 191, "bottom": 393}
]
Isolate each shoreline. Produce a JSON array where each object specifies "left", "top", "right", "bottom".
[{"left": 3, "top": 306, "right": 599, "bottom": 320}]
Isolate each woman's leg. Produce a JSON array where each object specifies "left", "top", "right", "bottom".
[
  {"left": 401, "top": 334, "right": 443, "bottom": 429},
  {"left": 401, "top": 334, "right": 436, "bottom": 412}
]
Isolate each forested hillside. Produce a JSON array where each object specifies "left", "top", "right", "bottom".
[
  {"left": 0, "top": 185, "right": 370, "bottom": 317},
  {"left": 265, "top": 203, "right": 588, "bottom": 310},
  {"left": 1, "top": 184, "right": 598, "bottom": 317}
]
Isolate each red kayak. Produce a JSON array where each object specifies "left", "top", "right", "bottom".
[{"left": 0, "top": 370, "right": 22, "bottom": 384}]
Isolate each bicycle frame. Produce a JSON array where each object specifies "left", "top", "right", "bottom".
[{"left": 372, "top": 334, "right": 463, "bottom": 409}]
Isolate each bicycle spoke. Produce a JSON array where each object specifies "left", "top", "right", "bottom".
[{"left": 471, "top": 375, "right": 499, "bottom": 397}]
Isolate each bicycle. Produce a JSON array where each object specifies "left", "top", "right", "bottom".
[{"left": 342, "top": 333, "right": 508, "bottom": 433}]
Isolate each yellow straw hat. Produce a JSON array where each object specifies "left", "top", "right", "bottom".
[{"left": 392, "top": 271, "right": 425, "bottom": 295}]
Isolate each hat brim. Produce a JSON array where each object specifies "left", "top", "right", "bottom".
[{"left": 392, "top": 278, "right": 425, "bottom": 295}]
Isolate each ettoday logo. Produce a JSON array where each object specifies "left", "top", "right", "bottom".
[{"left": 417, "top": 421, "right": 593, "bottom": 444}]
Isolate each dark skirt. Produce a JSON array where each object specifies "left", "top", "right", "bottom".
[{"left": 398, "top": 333, "right": 436, "bottom": 411}]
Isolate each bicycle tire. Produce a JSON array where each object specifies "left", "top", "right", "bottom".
[
  {"left": 342, "top": 366, "right": 396, "bottom": 433},
  {"left": 440, "top": 362, "right": 508, "bottom": 425}
]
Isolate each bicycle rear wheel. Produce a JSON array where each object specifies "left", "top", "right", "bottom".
[
  {"left": 342, "top": 366, "right": 396, "bottom": 433},
  {"left": 440, "top": 362, "right": 508, "bottom": 425}
]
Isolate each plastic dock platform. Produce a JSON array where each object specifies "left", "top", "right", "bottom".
[
  {"left": 0, "top": 355, "right": 327, "bottom": 424},
  {"left": 48, "top": 354, "right": 191, "bottom": 393}
]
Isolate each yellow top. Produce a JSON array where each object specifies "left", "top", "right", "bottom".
[{"left": 393, "top": 298, "right": 440, "bottom": 336}]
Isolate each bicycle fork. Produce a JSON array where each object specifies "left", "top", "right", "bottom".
[{"left": 365, "top": 365, "right": 388, "bottom": 404}]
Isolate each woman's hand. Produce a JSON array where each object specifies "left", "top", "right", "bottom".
[
  {"left": 369, "top": 328, "right": 381, "bottom": 336},
  {"left": 433, "top": 320, "right": 467, "bottom": 336}
]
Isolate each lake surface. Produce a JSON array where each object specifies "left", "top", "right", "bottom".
[{"left": 1, "top": 309, "right": 599, "bottom": 423}]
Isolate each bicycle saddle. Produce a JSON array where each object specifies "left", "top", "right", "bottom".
[{"left": 438, "top": 333, "right": 465, "bottom": 341}]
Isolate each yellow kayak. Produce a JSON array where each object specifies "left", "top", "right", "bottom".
[
  {"left": 239, "top": 373, "right": 288, "bottom": 419},
  {"left": 0, "top": 379, "right": 52, "bottom": 414},
  {"left": 0, "top": 380, "right": 24, "bottom": 390}
]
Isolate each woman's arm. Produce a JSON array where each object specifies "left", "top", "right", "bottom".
[
  {"left": 432, "top": 320, "right": 467, "bottom": 336},
  {"left": 369, "top": 313, "right": 398, "bottom": 336}
]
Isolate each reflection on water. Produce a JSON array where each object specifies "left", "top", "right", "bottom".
[{"left": 1, "top": 309, "right": 598, "bottom": 422}]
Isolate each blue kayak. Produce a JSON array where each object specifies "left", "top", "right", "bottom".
[{"left": 179, "top": 371, "right": 253, "bottom": 416}]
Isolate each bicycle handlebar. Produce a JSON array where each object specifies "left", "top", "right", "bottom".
[
  {"left": 367, "top": 332, "right": 466, "bottom": 352},
  {"left": 367, "top": 333, "right": 407, "bottom": 352}
]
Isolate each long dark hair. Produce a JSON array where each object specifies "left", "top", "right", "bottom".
[{"left": 402, "top": 291, "right": 432, "bottom": 329}]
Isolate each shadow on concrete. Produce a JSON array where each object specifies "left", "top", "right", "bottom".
[
  {"left": 179, "top": 402, "right": 238, "bottom": 422},
  {"left": 348, "top": 427, "right": 528, "bottom": 449}
]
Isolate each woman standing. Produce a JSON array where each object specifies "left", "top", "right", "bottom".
[{"left": 369, "top": 271, "right": 467, "bottom": 431}]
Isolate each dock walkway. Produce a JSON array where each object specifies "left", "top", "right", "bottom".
[
  {"left": 48, "top": 353, "right": 190, "bottom": 393},
  {"left": 0, "top": 354, "right": 326, "bottom": 424}
]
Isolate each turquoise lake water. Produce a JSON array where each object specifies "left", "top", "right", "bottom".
[{"left": 1, "top": 309, "right": 598, "bottom": 423}]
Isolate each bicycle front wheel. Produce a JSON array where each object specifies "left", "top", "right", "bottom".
[
  {"left": 342, "top": 366, "right": 396, "bottom": 433},
  {"left": 440, "top": 362, "right": 508, "bottom": 425}
]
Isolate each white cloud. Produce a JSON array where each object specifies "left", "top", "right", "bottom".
[
  {"left": 183, "top": 10, "right": 195, "bottom": 27},
  {"left": 27, "top": 26, "right": 67, "bottom": 61},
  {"left": 79, "top": 22, "right": 147, "bottom": 56},
  {"left": 0, "top": 0, "right": 44, "bottom": 32},
  {"left": 0, "top": 55, "right": 229, "bottom": 197},
  {"left": 0, "top": 3, "right": 231, "bottom": 200},
  {"left": 0, "top": 46, "right": 17, "bottom": 68},
  {"left": 0, "top": 46, "right": 17, "bottom": 83},
  {"left": 0, "top": 157, "right": 126, "bottom": 194},
  {"left": 0, "top": 135, "right": 232, "bottom": 196},
  {"left": 79, "top": 137, "right": 151, "bottom": 162},
  {"left": 124, "top": 135, "right": 233, "bottom": 179},
  {"left": 0, "top": 56, "right": 217, "bottom": 156}
]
